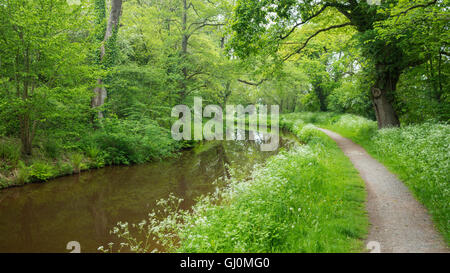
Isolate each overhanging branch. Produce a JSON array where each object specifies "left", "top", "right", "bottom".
[
  {"left": 283, "top": 22, "right": 352, "bottom": 61},
  {"left": 280, "top": 4, "right": 330, "bottom": 40},
  {"left": 237, "top": 79, "right": 266, "bottom": 86},
  {"left": 391, "top": 0, "right": 438, "bottom": 18}
]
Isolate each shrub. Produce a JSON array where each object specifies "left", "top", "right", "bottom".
[
  {"left": 85, "top": 144, "right": 101, "bottom": 159},
  {"left": 28, "top": 162, "right": 56, "bottom": 181},
  {"left": 56, "top": 160, "right": 73, "bottom": 176},
  {"left": 80, "top": 118, "right": 179, "bottom": 166},
  {"left": 15, "top": 160, "right": 30, "bottom": 184},
  {"left": 40, "top": 138, "right": 62, "bottom": 159},
  {"left": 0, "top": 138, "right": 20, "bottom": 167},
  {"left": 70, "top": 153, "right": 84, "bottom": 174}
]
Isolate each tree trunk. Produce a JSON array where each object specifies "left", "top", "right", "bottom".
[
  {"left": 371, "top": 65, "right": 400, "bottom": 128},
  {"left": 91, "top": 0, "right": 122, "bottom": 118},
  {"left": 20, "top": 46, "right": 34, "bottom": 156},
  {"left": 91, "top": 79, "right": 107, "bottom": 119},
  {"left": 179, "top": 0, "right": 189, "bottom": 102},
  {"left": 313, "top": 84, "right": 327, "bottom": 111},
  {"left": 20, "top": 113, "right": 32, "bottom": 156}
]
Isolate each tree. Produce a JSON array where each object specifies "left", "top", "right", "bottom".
[
  {"left": 91, "top": 0, "right": 123, "bottom": 119},
  {"left": 229, "top": 0, "right": 448, "bottom": 128},
  {"left": 0, "top": 0, "right": 93, "bottom": 155},
  {"left": 178, "top": 0, "right": 229, "bottom": 102}
]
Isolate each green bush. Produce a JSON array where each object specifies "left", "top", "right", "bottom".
[
  {"left": 85, "top": 145, "right": 105, "bottom": 169},
  {"left": 70, "top": 153, "right": 84, "bottom": 174},
  {"left": 16, "top": 160, "right": 30, "bottom": 184},
  {"left": 28, "top": 162, "right": 56, "bottom": 181},
  {"left": 80, "top": 118, "right": 179, "bottom": 166},
  {"left": 85, "top": 144, "right": 101, "bottom": 159},
  {"left": 0, "top": 138, "right": 20, "bottom": 167},
  {"left": 282, "top": 112, "right": 339, "bottom": 126},
  {"left": 56, "top": 160, "right": 73, "bottom": 176},
  {"left": 329, "top": 114, "right": 378, "bottom": 143},
  {"left": 40, "top": 138, "right": 62, "bottom": 159}
]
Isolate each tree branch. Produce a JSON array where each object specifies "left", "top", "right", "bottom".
[
  {"left": 187, "top": 2, "right": 200, "bottom": 17},
  {"left": 237, "top": 79, "right": 266, "bottom": 86},
  {"left": 440, "top": 50, "right": 450, "bottom": 57},
  {"left": 283, "top": 23, "right": 352, "bottom": 61},
  {"left": 280, "top": 4, "right": 330, "bottom": 40},
  {"left": 189, "top": 22, "right": 224, "bottom": 35},
  {"left": 187, "top": 71, "right": 207, "bottom": 80},
  {"left": 391, "top": 0, "right": 438, "bottom": 18}
]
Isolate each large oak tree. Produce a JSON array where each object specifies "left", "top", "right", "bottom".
[{"left": 229, "top": 0, "right": 447, "bottom": 128}]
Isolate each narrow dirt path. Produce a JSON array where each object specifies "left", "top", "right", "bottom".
[{"left": 318, "top": 128, "right": 448, "bottom": 253}]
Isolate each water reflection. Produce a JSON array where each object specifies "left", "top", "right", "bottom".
[{"left": 0, "top": 130, "right": 296, "bottom": 252}]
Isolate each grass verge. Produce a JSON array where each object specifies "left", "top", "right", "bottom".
[{"left": 282, "top": 112, "right": 450, "bottom": 244}]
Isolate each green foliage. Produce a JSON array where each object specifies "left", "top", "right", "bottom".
[
  {"left": 81, "top": 118, "right": 179, "bottom": 166},
  {"left": 40, "top": 138, "right": 63, "bottom": 159},
  {"left": 28, "top": 162, "right": 57, "bottom": 182},
  {"left": 229, "top": 0, "right": 448, "bottom": 127},
  {"left": 395, "top": 67, "right": 450, "bottom": 124},
  {"left": 105, "top": 64, "right": 175, "bottom": 123},
  {"left": 0, "top": 0, "right": 97, "bottom": 155},
  {"left": 369, "top": 124, "right": 450, "bottom": 243},
  {"left": 0, "top": 139, "right": 20, "bottom": 169},
  {"left": 56, "top": 160, "right": 74, "bottom": 176},
  {"left": 70, "top": 153, "right": 84, "bottom": 174},
  {"left": 327, "top": 80, "right": 373, "bottom": 118},
  {"left": 16, "top": 160, "right": 30, "bottom": 184}
]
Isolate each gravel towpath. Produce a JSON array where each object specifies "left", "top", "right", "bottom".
[{"left": 318, "top": 128, "right": 448, "bottom": 253}]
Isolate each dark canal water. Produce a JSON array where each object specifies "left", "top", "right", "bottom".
[{"left": 0, "top": 130, "right": 296, "bottom": 252}]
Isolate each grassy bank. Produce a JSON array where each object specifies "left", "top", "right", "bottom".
[
  {"left": 106, "top": 118, "right": 368, "bottom": 253},
  {"left": 0, "top": 118, "right": 182, "bottom": 189},
  {"left": 282, "top": 112, "right": 450, "bottom": 243}
]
